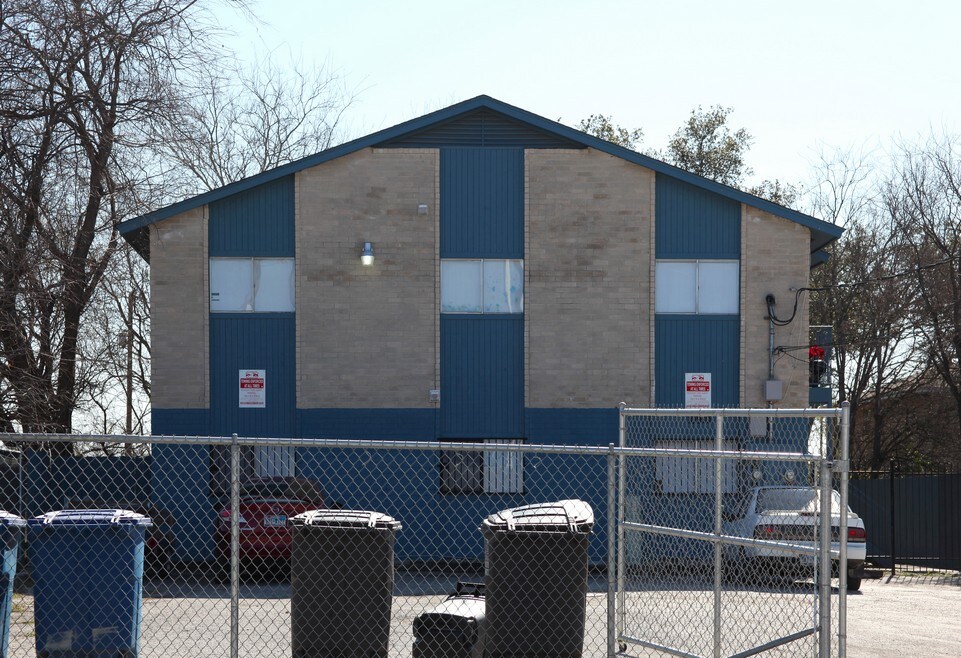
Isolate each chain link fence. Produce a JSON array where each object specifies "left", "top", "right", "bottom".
[
  {"left": 0, "top": 409, "right": 850, "bottom": 658},
  {"left": 1, "top": 434, "right": 616, "bottom": 657}
]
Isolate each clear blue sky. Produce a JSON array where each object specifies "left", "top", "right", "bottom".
[{"left": 216, "top": 0, "right": 959, "bottom": 192}]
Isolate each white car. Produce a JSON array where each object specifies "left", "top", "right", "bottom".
[{"left": 723, "top": 485, "right": 867, "bottom": 591}]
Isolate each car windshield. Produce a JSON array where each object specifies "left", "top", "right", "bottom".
[{"left": 756, "top": 488, "right": 842, "bottom": 513}]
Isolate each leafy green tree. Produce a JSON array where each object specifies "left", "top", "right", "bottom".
[
  {"left": 747, "top": 179, "right": 800, "bottom": 208},
  {"left": 666, "top": 105, "right": 753, "bottom": 186},
  {"left": 577, "top": 114, "right": 643, "bottom": 150}
]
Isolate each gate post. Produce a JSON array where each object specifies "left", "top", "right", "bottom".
[
  {"left": 616, "top": 402, "right": 627, "bottom": 651},
  {"left": 713, "top": 414, "right": 724, "bottom": 658},
  {"left": 607, "top": 443, "right": 617, "bottom": 657},
  {"left": 818, "top": 458, "right": 833, "bottom": 657},
  {"left": 838, "top": 402, "right": 851, "bottom": 657},
  {"left": 230, "top": 434, "right": 240, "bottom": 658}
]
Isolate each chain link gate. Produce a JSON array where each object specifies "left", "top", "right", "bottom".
[{"left": 611, "top": 405, "right": 851, "bottom": 658}]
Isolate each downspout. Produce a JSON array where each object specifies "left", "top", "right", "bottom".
[
  {"left": 766, "top": 294, "right": 776, "bottom": 382},
  {"left": 766, "top": 294, "right": 776, "bottom": 443}
]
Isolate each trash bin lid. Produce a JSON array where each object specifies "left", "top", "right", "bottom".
[
  {"left": 290, "top": 509, "right": 401, "bottom": 530},
  {"left": 483, "top": 499, "right": 593, "bottom": 533},
  {"left": 0, "top": 510, "right": 26, "bottom": 527},
  {"left": 28, "top": 509, "right": 152, "bottom": 527}
]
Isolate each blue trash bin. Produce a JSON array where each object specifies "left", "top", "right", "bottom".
[
  {"left": 0, "top": 511, "right": 26, "bottom": 658},
  {"left": 28, "top": 509, "right": 152, "bottom": 657}
]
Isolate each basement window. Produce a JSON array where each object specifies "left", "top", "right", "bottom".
[
  {"left": 654, "top": 440, "right": 738, "bottom": 494},
  {"left": 655, "top": 260, "right": 739, "bottom": 314},
  {"left": 440, "top": 439, "right": 525, "bottom": 494},
  {"left": 209, "top": 258, "right": 295, "bottom": 312}
]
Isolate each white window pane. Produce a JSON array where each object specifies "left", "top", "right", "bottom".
[
  {"left": 655, "top": 262, "right": 696, "bottom": 313},
  {"left": 210, "top": 259, "right": 253, "bottom": 312},
  {"left": 253, "top": 259, "right": 295, "bottom": 312},
  {"left": 441, "top": 260, "right": 482, "bottom": 312},
  {"left": 255, "top": 445, "right": 295, "bottom": 478},
  {"left": 698, "top": 262, "right": 739, "bottom": 314},
  {"left": 483, "top": 260, "right": 524, "bottom": 313},
  {"left": 484, "top": 439, "right": 524, "bottom": 494}
]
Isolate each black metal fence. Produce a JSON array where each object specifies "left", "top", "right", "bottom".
[{"left": 849, "top": 466, "right": 961, "bottom": 573}]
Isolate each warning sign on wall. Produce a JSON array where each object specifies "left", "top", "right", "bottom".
[
  {"left": 239, "top": 369, "right": 266, "bottom": 408},
  {"left": 684, "top": 372, "right": 712, "bottom": 408}
]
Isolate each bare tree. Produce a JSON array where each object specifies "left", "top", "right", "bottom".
[
  {"left": 0, "top": 0, "right": 222, "bottom": 448},
  {"left": 886, "top": 135, "right": 961, "bottom": 443},
  {"left": 154, "top": 57, "right": 357, "bottom": 195},
  {"left": 808, "top": 148, "right": 922, "bottom": 470}
]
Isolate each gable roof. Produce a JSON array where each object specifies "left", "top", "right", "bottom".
[{"left": 118, "top": 95, "right": 842, "bottom": 260}]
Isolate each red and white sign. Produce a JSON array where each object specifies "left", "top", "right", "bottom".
[
  {"left": 684, "top": 372, "right": 712, "bottom": 408},
  {"left": 239, "top": 369, "right": 266, "bottom": 408}
]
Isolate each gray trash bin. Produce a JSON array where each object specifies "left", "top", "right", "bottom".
[
  {"left": 482, "top": 500, "right": 594, "bottom": 658},
  {"left": 289, "top": 510, "right": 402, "bottom": 658},
  {"left": 412, "top": 582, "right": 486, "bottom": 658},
  {"left": 1, "top": 511, "right": 25, "bottom": 658}
]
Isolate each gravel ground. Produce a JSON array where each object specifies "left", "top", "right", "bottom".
[{"left": 6, "top": 571, "right": 959, "bottom": 656}]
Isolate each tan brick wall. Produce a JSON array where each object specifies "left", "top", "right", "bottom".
[
  {"left": 149, "top": 207, "right": 208, "bottom": 409},
  {"left": 741, "top": 206, "right": 811, "bottom": 408},
  {"left": 526, "top": 148, "right": 653, "bottom": 408},
  {"left": 296, "top": 148, "right": 438, "bottom": 408}
]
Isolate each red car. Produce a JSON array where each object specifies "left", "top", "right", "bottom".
[{"left": 214, "top": 476, "right": 326, "bottom": 568}]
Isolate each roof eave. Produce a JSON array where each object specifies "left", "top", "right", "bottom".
[{"left": 118, "top": 94, "right": 844, "bottom": 258}]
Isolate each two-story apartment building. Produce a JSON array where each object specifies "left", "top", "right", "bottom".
[{"left": 118, "top": 96, "right": 842, "bottom": 561}]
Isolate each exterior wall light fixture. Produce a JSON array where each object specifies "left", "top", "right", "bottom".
[{"left": 361, "top": 242, "right": 374, "bottom": 266}]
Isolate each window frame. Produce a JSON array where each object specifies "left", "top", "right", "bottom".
[
  {"left": 655, "top": 259, "right": 740, "bottom": 315},
  {"left": 440, "top": 258, "right": 525, "bottom": 315},
  {"left": 439, "top": 438, "right": 525, "bottom": 495},
  {"left": 209, "top": 256, "right": 295, "bottom": 313}
]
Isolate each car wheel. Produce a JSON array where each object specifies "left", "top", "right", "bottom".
[
  {"left": 847, "top": 575, "right": 862, "bottom": 592},
  {"left": 146, "top": 555, "right": 168, "bottom": 581}
]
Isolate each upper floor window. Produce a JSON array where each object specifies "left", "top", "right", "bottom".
[
  {"left": 655, "top": 260, "right": 739, "bottom": 314},
  {"left": 441, "top": 259, "right": 524, "bottom": 313},
  {"left": 209, "top": 257, "right": 295, "bottom": 312}
]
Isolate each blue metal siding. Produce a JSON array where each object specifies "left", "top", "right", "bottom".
[
  {"left": 152, "top": 409, "right": 209, "bottom": 436},
  {"left": 441, "top": 148, "right": 524, "bottom": 258},
  {"left": 208, "top": 175, "right": 294, "bottom": 257},
  {"left": 209, "top": 315, "right": 296, "bottom": 437},
  {"left": 654, "top": 316, "right": 740, "bottom": 407},
  {"left": 380, "top": 108, "right": 583, "bottom": 149},
  {"left": 655, "top": 175, "right": 741, "bottom": 259},
  {"left": 440, "top": 315, "right": 524, "bottom": 438},
  {"left": 298, "top": 409, "right": 436, "bottom": 440},
  {"left": 525, "top": 408, "right": 618, "bottom": 445}
]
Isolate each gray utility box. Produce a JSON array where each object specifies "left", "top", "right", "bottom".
[
  {"left": 482, "top": 500, "right": 594, "bottom": 658},
  {"left": 289, "top": 510, "right": 402, "bottom": 658},
  {"left": 412, "top": 582, "right": 486, "bottom": 658}
]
